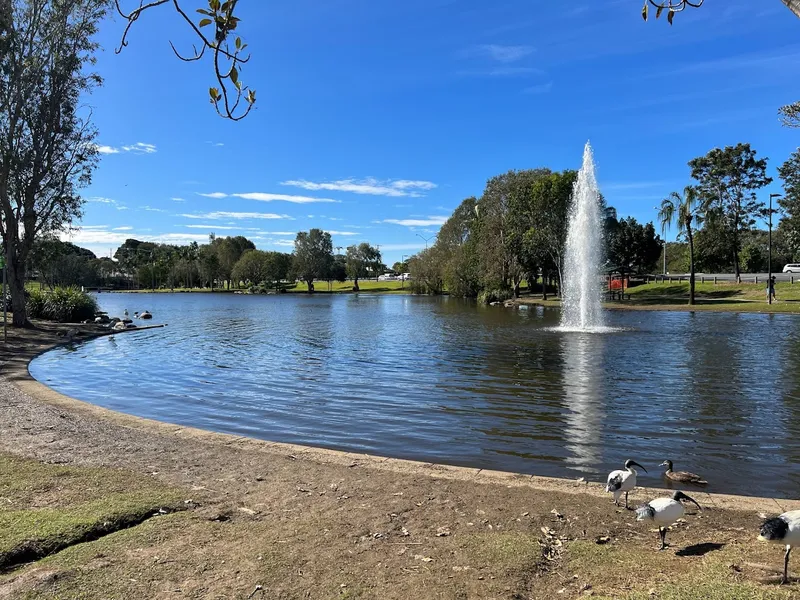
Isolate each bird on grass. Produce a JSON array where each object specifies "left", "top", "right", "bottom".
[
  {"left": 606, "top": 459, "right": 647, "bottom": 509},
  {"left": 636, "top": 490, "right": 701, "bottom": 550},
  {"left": 759, "top": 510, "right": 800, "bottom": 584},
  {"left": 660, "top": 460, "right": 708, "bottom": 485}
]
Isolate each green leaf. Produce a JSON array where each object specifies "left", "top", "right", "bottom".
[
  {"left": 642, "top": 1, "right": 648, "bottom": 21},
  {"left": 196, "top": 8, "right": 212, "bottom": 15},
  {"left": 230, "top": 66, "right": 238, "bottom": 86},
  {"left": 209, "top": 87, "right": 220, "bottom": 102},
  {"left": 656, "top": 6, "right": 663, "bottom": 19},
  {"left": 667, "top": 9, "right": 674, "bottom": 24},
  {"left": 235, "top": 36, "right": 242, "bottom": 50},
  {"left": 199, "top": 18, "right": 212, "bottom": 27},
  {"left": 210, "top": 0, "right": 220, "bottom": 11}
]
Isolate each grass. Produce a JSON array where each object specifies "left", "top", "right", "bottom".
[
  {"left": 621, "top": 281, "right": 800, "bottom": 313},
  {"left": 98, "top": 280, "right": 412, "bottom": 294},
  {"left": 0, "top": 453, "right": 184, "bottom": 571}
]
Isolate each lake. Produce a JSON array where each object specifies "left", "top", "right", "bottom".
[{"left": 29, "top": 292, "right": 800, "bottom": 498}]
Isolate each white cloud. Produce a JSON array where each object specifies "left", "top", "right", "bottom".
[
  {"left": 281, "top": 178, "right": 437, "bottom": 198},
  {"left": 383, "top": 216, "right": 449, "bottom": 227},
  {"left": 140, "top": 205, "right": 168, "bottom": 213},
  {"left": 476, "top": 44, "right": 535, "bottom": 63},
  {"left": 112, "top": 226, "right": 133, "bottom": 231},
  {"left": 93, "top": 142, "right": 157, "bottom": 155},
  {"left": 171, "top": 197, "right": 186, "bottom": 202},
  {"left": 325, "top": 231, "right": 357, "bottom": 236},
  {"left": 377, "top": 243, "right": 426, "bottom": 251},
  {"left": 88, "top": 196, "right": 128, "bottom": 211},
  {"left": 181, "top": 211, "right": 293, "bottom": 220},
  {"left": 458, "top": 66, "right": 544, "bottom": 77},
  {"left": 95, "top": 145, "right": 120, "bottom": 155},
  {"left": 272, "top": 239, "right": 295, "bottom": 247},
  {"left": 205, "top": 141, "right": 225, "bottom": 147},
  {"left": 197, "top": 191, "right": 338, "bottom": 204},
  {"left": 62, "top": 228, "right": 209, "bottom": 246},
  {"left": 523, "top": 82, "right": 553, "bottom": 95}
]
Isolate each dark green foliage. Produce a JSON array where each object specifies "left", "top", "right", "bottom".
[
  {"left": 292, "top": 229, "right": 333, "bottom": 293},
  {"left": 689, "top": 143, "right": 772, "bottom": 279},
  {"left": 345, "top": 243, "right": 382, "bottom": 290},
  {"left": 778, "top": 148, "right": 800, "bottom": 258},
  {"left": 606, "top": 217, "right": 663, "bottom": 275},
  {"left": 26, "top": 287, "right": 98, "bottom": 323}
]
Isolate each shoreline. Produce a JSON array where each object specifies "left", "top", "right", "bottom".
[
  {"left": 2, "top": 323, "right": 800, "bottom": 597},
  {"left": 3, "top": 322, "right": 797, "bottom": 512}
]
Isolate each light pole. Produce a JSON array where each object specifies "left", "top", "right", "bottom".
[
  {"left": 401, "top": 254, "right": 407, "bottom": 289},
  {"left": 654, "top": 205, "right": 666, "bottom": 276},
  {"left": 416, "top": 233, "right": 435, "bottom": 249},
  {"left": 769, "top": 193, "right": 782, "bottom": 304}
]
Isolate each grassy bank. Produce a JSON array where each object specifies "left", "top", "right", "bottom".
[{"left": 95, "top": 280, "right": 412, "bottom": 294}]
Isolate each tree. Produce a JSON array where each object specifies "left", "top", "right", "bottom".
[
  {"left": 778, "top": 148, "right": 800, "bottom": 254},
  {"left": 231, "top": 249, "right": 268, "bottom": 285},
  {"left": 0, "top": 0, "right": 105, "bottom": 326},
  {"left": 780, "top": 102, "right": 800, "bottom": 129},
  {"left": 114, "top": 0, "right": 256, "bottom": 120},
  {"left": 392, "top": 260, "right": 409, "bottom": 273},
  {"left": 345, "top": 243, "right": 381, "bottom": 291},
  {"left": 659, "top": 187, "right": 702, "bottom": 305},
  {"left": 689, "top": 143, "right": 772, "bottom": 282},
  {"left": 607, "top": 217, "right": 662, "bottom": 278},
  {"left": 292, "top": 229, "right": 333, "bottom": 293},
  {"left": 263, "top": 251, "right": 292, "bottom": 290},
  {"left": 641, "top": 1, "right": 800, "bottom": 23}
]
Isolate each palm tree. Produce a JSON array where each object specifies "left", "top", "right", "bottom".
[{"left": 658, "top": 186, "right": 702, "bottom": 305}]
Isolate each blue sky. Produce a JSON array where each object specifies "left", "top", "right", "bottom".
[{"left": 65, "top": 0, "right": 800, "bottom": 264}]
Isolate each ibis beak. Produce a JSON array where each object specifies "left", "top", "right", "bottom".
[
  {"left": 630, "top": 461, "right": 648, "bottom": 473},
  {"left": 682, "top": 493, "right": 701, "bottom": 511}
]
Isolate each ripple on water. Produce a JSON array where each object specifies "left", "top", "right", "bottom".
[{"left": 27, "top": 293, "right": 800, "bottom": 498}]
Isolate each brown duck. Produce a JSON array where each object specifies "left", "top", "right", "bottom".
[{"left": 660, "top": 460, "right": 708, "bottom": 485}]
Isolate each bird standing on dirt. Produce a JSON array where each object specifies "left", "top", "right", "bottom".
[
  {"left": 606, "top": 459, "right": 647, "bottom": 509},
  {"left": 660, "top": 460, "right": 708, "bottom": 485},
  {"left": 759, "top": 510, "right": 800, "bottom": 584},
  {"left": 636, "top": 490, "right": 701, "bottom": 550}
]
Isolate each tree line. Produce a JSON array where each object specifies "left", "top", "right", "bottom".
[
  {"left": 407, "top": 169, "right": 662, "bottom": 301},
  {"left": 26, "top": 231, "right": 396, "bottom": 294}
]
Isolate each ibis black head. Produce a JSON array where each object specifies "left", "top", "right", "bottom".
[
  {"left": 624, "top": 459, "right": 647, "bottom": 473},
  {"left": 759, "top": 517, "right": 788, "bottom": 542},
  {"left": 672, "top": 491, "right": 701, "bottom": 510},
  {"left": 659, "top": 460, "right": 673, "bottom": 470}
]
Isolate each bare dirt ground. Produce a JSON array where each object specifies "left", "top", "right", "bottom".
[{"left": 1, "top": 323, "right": 799, "bottom": 599}]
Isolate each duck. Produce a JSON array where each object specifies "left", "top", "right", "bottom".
[
  {"left": 140, "top": 310, "right": 152, "bottom": 319},
  {"left": 759, "top": 510, "right": 800, "bottom": 584},
  {"left": 606, "top": 459, "right": 647, "bottom": 509},
  {"left": 660, "top": 460, "right": 708, "bottom": 485},
  {"left": 636, "top": 490, "right": 701, "bottom": 550}
]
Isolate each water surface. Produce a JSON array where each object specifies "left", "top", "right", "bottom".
[{"left": 29, "top": 293, "right": 800, "bottom": 497}]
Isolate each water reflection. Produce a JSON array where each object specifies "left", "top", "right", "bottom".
[
  {"left": 561, "top": 332, "right": 605, "bottom": 474},
  {"left": 27, "top": 293, "right": 800, "bottom": 498}
]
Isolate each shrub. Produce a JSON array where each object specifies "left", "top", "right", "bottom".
[
  {"left": 27, "top": 286, "right": 98, "bottom": 323},
  {"left": 477, "top": 288, "right": 513, "bottom": 305}
]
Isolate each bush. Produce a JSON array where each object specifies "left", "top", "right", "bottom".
[
  {"left": 477, "top": 288, "right": 513, "bottom": 305},
  {"left": 27, "top": 286, "right": 98, "bottom": 323}
]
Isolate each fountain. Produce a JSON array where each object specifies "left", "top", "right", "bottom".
[{"left": 560, "top": 141, "right": 605, "bottom": 332}]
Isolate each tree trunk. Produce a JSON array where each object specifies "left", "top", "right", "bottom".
[
  {"left": 7, "top": 255, "right": 28, "bottom": 327},
  {"left": 353, "top": 277, "right": 359, "bottom": 292},
  {"left": 782, "top": 0, "right": 800, "bottom": 19},
  {"left": 687, "top": 225, "right": 695, "bottom": 306},
  {"left": 541, "top": 271, "right": 548, "bottom": 301},
  {"left": 307, "top": 278, "right": 314, "bottom": 293},
  {"left": 513, "top": 278, "right": 520, "bottom": 299}
]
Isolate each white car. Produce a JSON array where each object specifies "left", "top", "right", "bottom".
[{"left": 784, "top": 264, "right": 800, "bottom": 273}]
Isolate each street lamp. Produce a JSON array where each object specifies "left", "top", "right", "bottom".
[
  {"left": 654, "top": 205, "right": 666, "bottom": 277},
  {"left": 769, "top": 193, "right": 782, "bottom": 305},
  {"left": 416, "top": 233, "right": 435, "bottom": 249},
  {"left": 401, "top": 254, "right": 407, "bottom": 289}
]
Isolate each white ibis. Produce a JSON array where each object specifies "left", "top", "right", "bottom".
[
  {"left": 758, "top": 510, "right": 800, "bottom": 584},
  {"left": 605, "top": 459, "right": 647, "bottom": 509},
  {"left": 660, "top": 460, "right": 707, "bottom": 485},
  {"left": 636, "top": 490, "right": 701, "bottom": 550}
]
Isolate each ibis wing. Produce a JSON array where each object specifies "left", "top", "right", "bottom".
[{"left": 606, "top": 473, "right": 623, "bottom": 492}]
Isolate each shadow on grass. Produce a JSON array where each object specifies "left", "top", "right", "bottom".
[
  {"left": 675, "top": 542, "right": 725, "bottom": 557},
  {"left": 628, "top": 285, "right": 741, "bottom": 300}
]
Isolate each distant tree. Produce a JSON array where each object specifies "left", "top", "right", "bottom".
[
  {"left": 607, "top": 217, "right": 662, "bottom": 279},
  {"left": 408, "top": 248, "right": 444, "bottom": 295},
  {"left": 659, "top": 187, "right": 702, "bottom": 305},
  {"left": 263, "top": 251, "right": 292, "bottom": 290},
  {"left": 392, "top": 260, "right": 409, "bottom": 273},
  {"left": 0, "top": 0, "right": 105, "bottom": 326},
  {"left": 689, "top": 143, "right": 772, "bottom": 282},
  {"left": 199, "top": 243, "right": 220, "bottom": 290},
  {"left": 292, "top": 229, "right": 333, "bottom": 293},
  {"left": 778, "top": 148, "right": 800, "bottom": 256},
  {"left": 231, "top": 249, "right": 268, "bottom": 286},
  {"left": 345, "top": 242, "right": 381, "bottom": 291},
  {"left": 30, "top": 238, "right": 98, "bottom": 289},
  {"left": 780, "top": 102, "right": 800, "bottom": 128},
  {"left": 437, "top": 197, "right": 480, "bottom": 298},
  {"left": 693, "top": 213, "right": 735, "bottom": 273},
  {"left": 213, "top": 235, "right": 255, "bottom": 288}
]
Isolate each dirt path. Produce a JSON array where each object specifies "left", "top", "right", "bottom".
[{"left": 1, "top": 324, "right": 799, "bottom": 599}]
